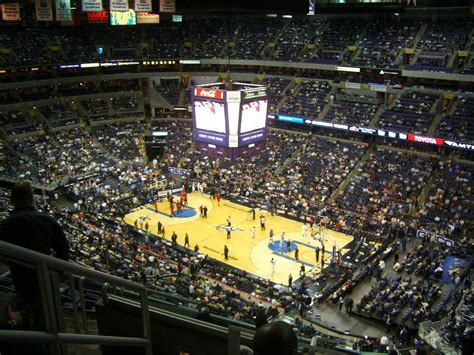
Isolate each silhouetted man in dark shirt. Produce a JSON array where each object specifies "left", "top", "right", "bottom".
[{"left": 0, "top": 182, "right": 69, "bottom": 329}]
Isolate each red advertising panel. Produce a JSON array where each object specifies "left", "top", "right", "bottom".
[
  {"left": 194, "top": 88, "right": 224, "bottom": 100},
  {"left": 407, "top": 134, "right": 444, "bottom": 146},
  {"left": 87, "top": 10, "right": 109, "bottom": 23}
]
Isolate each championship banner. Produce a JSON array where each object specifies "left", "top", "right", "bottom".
[
  {"left": 55, "top": 0, "right": 71, "bottom": 21},
  {"left": 110, "top": 0, "right": 128, "bottom": 12},
  {"left": 1, "top": 3, "right": 21, "bottom": 21},
  {"left": 159, "top": 0, "right": 175, "bottom": 13},
  {"left": 82, "top": 0, "right": 103, "bottom": 12},
  {"left": 135, "top": 0, "right": 152, "bottom": 12},
  {"left": 35, "top": 0, "right": 53, "bottom": 21}
]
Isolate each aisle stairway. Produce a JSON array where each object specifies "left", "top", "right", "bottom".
[{"left": 326, "top": 147, "right": 371, "bottom": 204}]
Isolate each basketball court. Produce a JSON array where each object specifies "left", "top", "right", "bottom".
[{"left": 123, "top": 192, "right": 353, "bottom": 285}]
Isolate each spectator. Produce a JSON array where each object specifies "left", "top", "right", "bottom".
[
  {"left": 253, "top": 321, "right": 298, "bottom": 355},
  {"left": 0, "top": 182, "right": 69, "bottom": 330}
]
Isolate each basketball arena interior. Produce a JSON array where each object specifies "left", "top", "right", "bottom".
[{"left": 0, "top": 1, "right": 473, "bottom": 354}]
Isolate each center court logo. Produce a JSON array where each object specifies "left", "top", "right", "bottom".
[{"left": 215, "top": 225, "right": 245, "bottom": 232}]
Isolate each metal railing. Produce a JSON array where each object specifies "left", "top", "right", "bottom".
[{"left": 0, "top": 240, "right": 152, "bottom": 355}]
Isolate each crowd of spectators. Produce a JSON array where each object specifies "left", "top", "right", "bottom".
[
  {"left": 261, "top": 77, "right": 290, "bottom": 114},
  {"left": 307, "top": 18, "right": 365, "bottom": 64},
  {"left": 276, "top": 138, "right": 366, "bottom": 212},
  {"left": 101, "top": 79, "right": 140, "bottom": 93},
  {"left": 324, "top": 148, "right": 434, "bottom": 235},
  {"left": 436, "top": 95, "right": 474, "bottom": 143},
  {"left": 111, "top": 96, "right": 140, "bottom": 113},
  {"left": 273, "top": 19, "right": 326, "bottom": 62},
  {"left": 352, "top": 18, "right": 420, "bottom": 69},
  {"left": 91, "top": 122, "right": 144, "bottom": 162},
  {"left": 80, "top": 94, "right": 143, "bottom": 122},
  {"left": 0, "top": 17, "right": 472, "bottom": 72},
  {"left": 377, "top": 92, "right": 438, "bottom": 135},
  {"left": 4, "top": 129, "right": 116, "bottom": 186},
  {"left": 81, "top": 98, "right": 109, "bottom": 117},
  {"left": 184, "top": 130, "right": 306, "bottom": 205},
  {"left": 182, "top": 18, "right": 228, "bottom": 59},
  {"left": 417, "top": 18, "right": 472, "bottom": 55},
  {"left": 0, "top": 30, "right": 50, "bottom": 66},
  {"left": 280, "top": 80, "right": 331, "bottom": 118},
  {"left": 435, "top": 288, "right": 473, "bottom": 354},
  {"left": 153, "top": 120, "right": 194, "bottom": 168},
  {"left": 38, "top": 102, "right": 80, "bottom": 128},
  {"left": 324, "top": 96, "right": 380, "bottom": 127},
  {"left": 357, "top": 274, "right": 442, "bottom": 326},
  {"left": 230, "top": 18, "right": 285, "bottom": 60},
  {"left": 142, "top": 26, "right": 181, "bottom": 59},
  {"left": 49, "top": 29, "right": 100, "bottom": 63},
  {"left": 153, "top": 79, "right": 182, "bottom": 106},
  {"left": 0, "top": 109, "right": 37, "bottom": 135},
  {"left": 416, "top": 160, "right": 473, "bottom": 247}
]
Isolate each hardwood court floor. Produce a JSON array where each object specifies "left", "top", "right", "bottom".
[{"left": 123, "top": 192, "right": 353, "bottom": 285}]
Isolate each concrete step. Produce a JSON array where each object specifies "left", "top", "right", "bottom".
[{"left": 368, "top": 104, "right": 386, "bottom": 128}]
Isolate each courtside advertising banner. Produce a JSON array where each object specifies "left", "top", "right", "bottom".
[
  {"left": 135, "top": 0, "right": 152, "bottom": 12},
  {"left": 55, "top": 0, "right": 71, "bottom": 21},
  {"left": 35, "top": 0, "right": 53, "bottom": 21},
  {"left": 82, "top": 0, "right": 103, "bottom": 12},
  {"left": 110, "top": 0, "right": 128, "bottom": 12},
  {"left": 1, "top": 3, "right": 21, "bottom": 21},
  {"left": 159, "top": 0, "right": 175, "bottom": 13}
]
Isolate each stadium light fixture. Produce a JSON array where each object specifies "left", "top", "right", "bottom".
[
  {"left": 282, "top": 15, "right": 293, "bottom": 19},
  {"left": 266, "top": 14, "right": 278, "bottom": 18}
]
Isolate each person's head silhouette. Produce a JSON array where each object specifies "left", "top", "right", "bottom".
[
  {"left": 254, "top": 321, "right": 298, "bottom": 355},
  {"left": 11, "top": 181, "right": 34, "bottom": 209}
]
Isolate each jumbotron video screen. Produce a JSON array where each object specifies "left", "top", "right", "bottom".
[{"left": 193, "top": 100, "right": 227, "bottom": 134}]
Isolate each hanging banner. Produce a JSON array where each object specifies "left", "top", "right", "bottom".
[
  {"left": 82, "top": 0, "right": 103, "bottom": 12},
  {"left": 159, "top": 0, "right": 175, "bottom": 13},
  {"left": 1, "top": 3, "right": 21, "bottom": 21},
  {"left": 55, "top": 0, "right": 71, "bottom": 21},
  {"left": 110, "top": 0, "right": 128, "bottom": 12},
  {"left": 135, "top": 0, "right": 152, "bottom": 12},
  {"left": 35, "top": 0, "right": 53, "bottom": 21}
]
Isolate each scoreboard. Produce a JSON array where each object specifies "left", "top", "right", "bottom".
[{"left": 191, "top": 83, "right": 268, "bottom": 149}]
